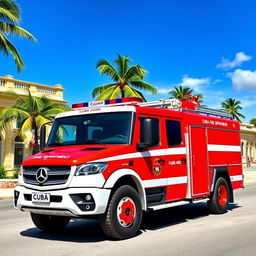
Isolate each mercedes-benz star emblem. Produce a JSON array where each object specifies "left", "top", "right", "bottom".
[{"left": 36, "top": 167, "right": 49, "bottom": 184}]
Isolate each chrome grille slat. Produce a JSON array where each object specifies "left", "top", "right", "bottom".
[{"left": 23, "top": 166, "right": 71, "bottom": 186}]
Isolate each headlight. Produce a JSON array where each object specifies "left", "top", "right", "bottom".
[{"left": 75, "top": 163, "right": 108, "bottom": 176}]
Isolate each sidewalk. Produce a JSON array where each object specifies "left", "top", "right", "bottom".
[{"left": 0, "top": 168, "right": 255, "bottom": 200}]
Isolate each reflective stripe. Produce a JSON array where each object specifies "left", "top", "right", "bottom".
[
  {"left": 208, "top": 145, "right": 241, "bottom": 152},
  {"left": 230, "top": 175, "right": 243, "bottom": 182},
  {"left": 142, "top": 176, "right": 187, "bottom": 188},
  {"left": 94, "top": 147, "right": 187, "bottom": 162}
]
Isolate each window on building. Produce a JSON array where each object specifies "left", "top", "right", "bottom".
[
  {"left": 15, "top": 117, "right": 23, "bottom": 129},
  {"left": 241, "top": 142, "right": 244, "bottom": 156},
  {"left": 14, "top": 136, "right": 24, "bottom": 168},
  {"left": 166, "top": 120, "right": 182, "bottom": 146}
]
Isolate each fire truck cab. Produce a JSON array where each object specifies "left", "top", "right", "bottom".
[{"left": 14, "top": 97, "right": 243, "bottom": 239}]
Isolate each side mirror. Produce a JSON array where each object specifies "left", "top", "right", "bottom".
[
  {"left": 40, "top": 122, "right": 52, "bottom": 151},
  {"left": 137, "top": 118, "right": 154, "bottom": 151}
]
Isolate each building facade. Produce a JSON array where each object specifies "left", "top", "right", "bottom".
[
  {"left": 0, "top": 75, "right": 65, "bottom": 170},
  {"left": 240, "top": 123, "right": 256, "bottom": 166}
]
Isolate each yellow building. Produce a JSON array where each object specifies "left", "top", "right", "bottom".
[
  {"left": 0, "top": 75, "right": 65, "bottom": 171},
  {"left": 240, "top": 123, "right": 256, "bottom": 166}
]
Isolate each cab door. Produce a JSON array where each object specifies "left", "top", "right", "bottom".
[
  {"left": 164, "top": 119, "right": 188, "bottom": 202},
  {"left": 190, "top": 126, "right": 209, "bottom": 196}
]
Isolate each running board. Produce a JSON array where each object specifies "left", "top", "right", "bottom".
[
  {"left": 148, "top": 198, "right": 208, "bottom": 211},
  {"left": 148, "top": 201, "right": 190, "bottom": 211}
]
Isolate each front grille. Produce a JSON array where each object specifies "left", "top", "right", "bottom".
[{"left": 23, "top": 166, "right": 71, "bottom": 186}]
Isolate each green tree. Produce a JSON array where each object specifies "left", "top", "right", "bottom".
[
  {"left": 0, "top": 0, "right": 36, "bottom": 71},
  {"left": 92, "top": 54, "right": 157, "bottom": 101},
  {"left": 169, "top": 86, "right": 204, "bottom": 104},
  {"left": 249, "top": 118, "right": 256, "bottom": 126},
  {"left": 169, "top": 86, "right": 194, "bottom": 99},
  {"left": 0, "top": 91, "right": 70, "bottom": 153},
  {"left": 221, "top": 98, "right": 245, "bottom": 122}
]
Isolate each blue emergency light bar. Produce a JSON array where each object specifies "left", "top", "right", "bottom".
[{"left": 72, "top": 97, "right": 143, "bottom": 109}]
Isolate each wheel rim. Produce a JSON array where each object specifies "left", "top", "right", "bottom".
[
  {"left": 117, "top": 197, "right": 136, "bottom": 227},
  {"left": 218, "top": 185, "right": 228, "bottom": 207}
]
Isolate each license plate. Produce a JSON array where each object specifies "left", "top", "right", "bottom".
[{"left": 32, "top": 192, "right": 50, "bottom": 204}]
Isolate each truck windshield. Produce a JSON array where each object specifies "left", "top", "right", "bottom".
[{"left": 47, "top": 112, "right": 133, "bottom": 147}]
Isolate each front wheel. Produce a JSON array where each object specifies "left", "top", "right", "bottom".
[
  {"left": 208, "top": 177, "right": 230, "bottom": 214},
  {"left": 31, "top": 213, "right": 70, "bottom": 232},
  {"left": 99, "top": 185, "right": 142, "bottom": 240}
]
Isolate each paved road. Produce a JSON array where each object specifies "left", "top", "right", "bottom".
[{"left": 1, "top": 185, "right": 256, "bottom": 256}]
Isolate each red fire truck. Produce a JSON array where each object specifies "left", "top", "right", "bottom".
[{"left": 14, "top": 96, "right": 243, "bottom": 239}]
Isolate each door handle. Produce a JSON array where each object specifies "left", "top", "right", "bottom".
[
  {"left": 157, "top": 158, "right": 165, "bottom": 165},
  {"left": 180, "top": 158, "right": 187, "bottom": 164}
]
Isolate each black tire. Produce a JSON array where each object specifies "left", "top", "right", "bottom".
[
  {"left": 99, "top": 185, "right": 142, "bottom": 240},
  {"left": 30, "top": 213, "right": 70, "bottom": 232},
  {"left": 208, "top": 177, "right": 230, "bottom": 214}
]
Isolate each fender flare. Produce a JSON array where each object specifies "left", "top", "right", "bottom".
[
  {"left": 211, "top": 167, "right": 234, "bottom": 203},
  {"left": 103, "top": 168, "right": 147, "bottom": 210}
]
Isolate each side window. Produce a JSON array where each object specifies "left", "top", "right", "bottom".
[
  {"left": 166, "top": 120, "right": 182, "bottom": 146},
  {"left": 140, "top": 117, "right": 159, "bottom": 147}
]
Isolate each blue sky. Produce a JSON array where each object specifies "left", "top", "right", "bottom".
[{"left": 1, "top": 0, "right": 256, "bottom": 122}]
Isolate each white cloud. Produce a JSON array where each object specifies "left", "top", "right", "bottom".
[
  {"left": 179, "top": 75, "right": 210, "bottom": 93},
  {"left": 157, "top": 87, "right": 172, "bottom": 94},
  {"left": 228, "top": 69, "right": 256, "bottom": 91},
  {"left": 216, "top": 52, "right": 252, "bottom": 70},
  {"left": 240, "top": 96, "right": 256, "bottom": 108}
]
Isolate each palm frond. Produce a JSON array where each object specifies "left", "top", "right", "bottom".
[
  {"left": 35, "top": 115, "right": 51, "bottom": 128},
  {"left": 0, "top": 6, "right": 18, "bottom": 23},
  {"left": 96, "top": 85, "right": 117, "bottom": 100},
  {"left": 123, "top": 85, "right": 146, "bottom": 100},
  {"left": 109, "top": 86, "right": 121, "bottom": 99},
  {"left": 96, "top": 59, "right": 121, "bottom": 82},
  {"left": 125, "top": 65, "right": 147, "bottom": 80},
  {"left": 132, "top": 88, "right": 147, "bottom": 102},
  {"left": 91, "top": 83, "right": 117, "bottom": 98},
  {"left": 129, "top": 80, "right": 157, "bottom": 95},
  {"left": 19, "top": 116, "right": 32, "bottom": 139},
  {"left": 0, "top": 22, "right": 36, "bottom": 40},
  {"left": 114, "top": 54, "right": 131, "bottom": 77},
  {"left": 0, "top": 33, "right": 24, "bottom": 71},
  {"left": 0, "top": 0, "right": 20, "bottom": 20},
  {"left": 169, "top": 86, "right": 194, "bottom": 99}
]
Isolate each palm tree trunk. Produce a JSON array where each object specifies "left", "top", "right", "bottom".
[
  {"left": 32, "top": 118, "right": 39, "bottom": 154},
  {"left": 121, "top": 85, "right": 125, "bottom": 98}
]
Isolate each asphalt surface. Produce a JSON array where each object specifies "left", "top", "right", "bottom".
[{"left": 0, "top": 185, "right": 255, "bottom": 256}]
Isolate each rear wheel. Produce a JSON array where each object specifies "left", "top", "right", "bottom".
[
  {"left": 208, "top": 177, "right": 230, "bottom": 214},
  {"left": 99, "top": 185, "right": 142, "bottom": 240},
  {"left": 31, "top": 213, "right": 70, "bottom": 232}
]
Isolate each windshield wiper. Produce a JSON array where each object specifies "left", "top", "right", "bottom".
[
  {"left": 47, "top": 142, "right": 65, "bottom": 147},
  {"left": 76, "top": 140, "right": 101, "bottom": 145}
]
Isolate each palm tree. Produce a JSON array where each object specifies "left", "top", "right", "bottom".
[
  {"left": 0, "top": 0, "right": 36, "bottom": 71},
  {"left": 92, "top": 54, "right": 157, "bottom": 101},
  {"left": 221, "top": 98, "right": 245, "bottom": 122},
  {"left": 0, "top": 91, "right": 70, "bottom": 153},
  {"left": 169, "top": 86, "right": 194, "bottom": 99},
  {"left": 169, "top": 86, "right": 204, "bottom": 105}
]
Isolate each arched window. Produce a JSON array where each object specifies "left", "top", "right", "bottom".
[{"left": 14, "top": 136, "right": 24, "bottom": 168}]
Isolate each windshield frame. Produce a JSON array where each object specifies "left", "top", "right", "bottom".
[{"left": 46, "top": 111, "right": 135, "bottom": 147}]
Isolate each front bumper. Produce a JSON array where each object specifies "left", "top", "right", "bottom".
[{"left": 14, "top": 185, "right": 111, "bottom": 217}]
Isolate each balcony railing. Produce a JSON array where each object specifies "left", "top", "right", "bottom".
[{"left": 0, "top": 75, "right": 64, "bottom": 101}]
